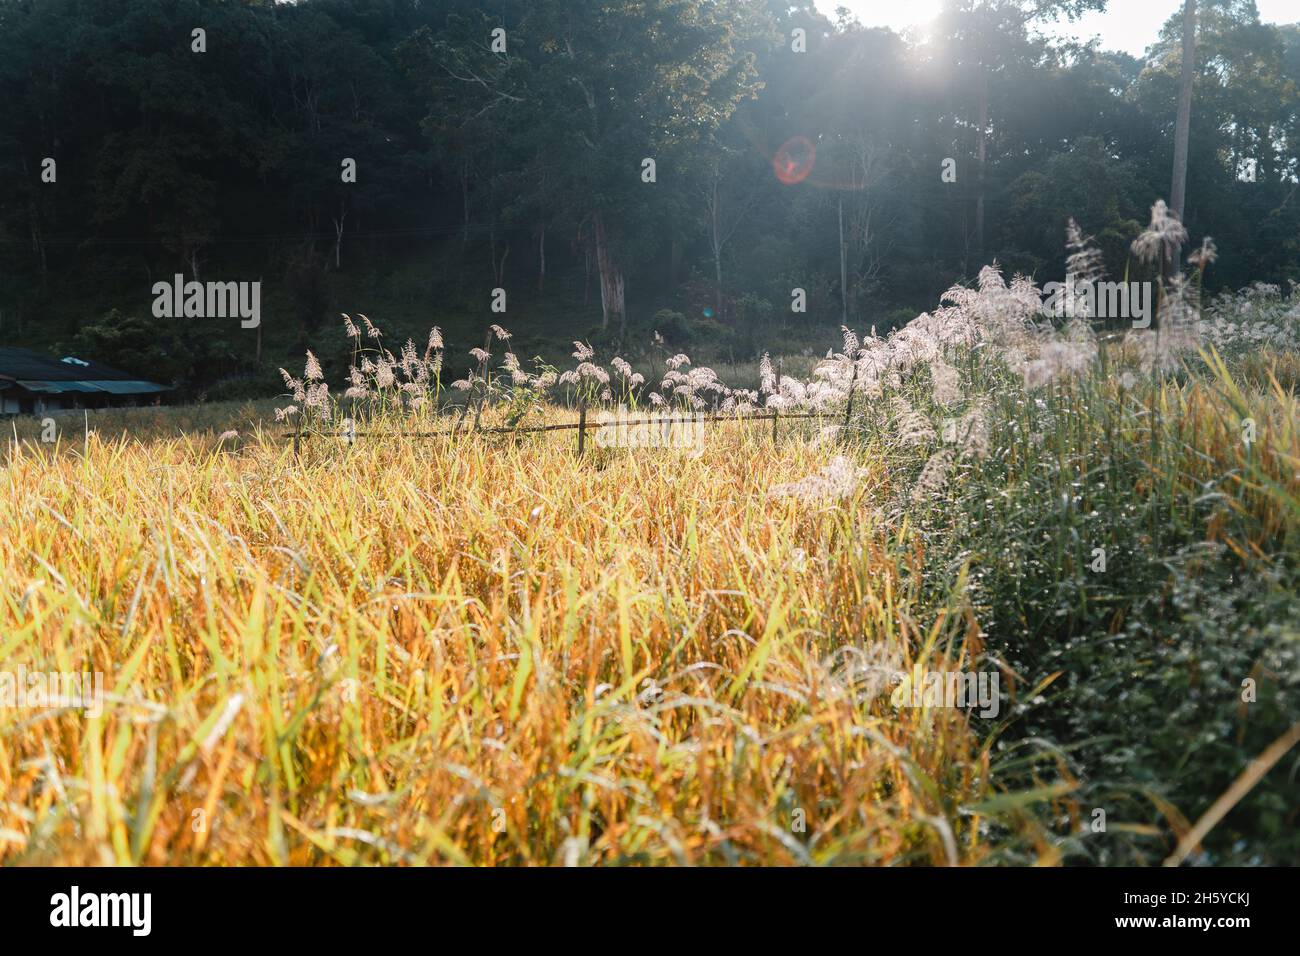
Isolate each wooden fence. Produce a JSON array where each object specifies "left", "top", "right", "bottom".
[
  {"left": 287, "top": 406, "right": 841, "bottom": 457},
  {"left": 286, "top": 352, "right": 859, "bottom": 457}
]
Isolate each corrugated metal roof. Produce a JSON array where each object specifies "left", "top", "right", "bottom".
[
  {"left": 17, "top": 379, "right": 169, "bottom": 395},
  {"left": 87, "top": 380, "right": 170, "bottom": 395},
  {"left": 16, "top": 381, "right": 101, "bottom": 395},
  {"left": 0, "top": 348, "right": 168, "bottom": 394}
]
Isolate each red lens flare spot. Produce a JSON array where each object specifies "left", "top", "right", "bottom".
[{"left": 773, "top": 136, "right": 815, "bottom": 185}]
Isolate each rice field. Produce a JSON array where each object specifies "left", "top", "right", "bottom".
[
  {"left": 2, "top": 260, "right": 1298, "bottom": 866},
  {"left": 1, "top": 408, "right": 1004, "bottom": 865}
]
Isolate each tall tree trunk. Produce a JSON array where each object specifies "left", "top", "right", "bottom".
[
  {"left": 712, "top": 179, "right": 723, "bottom": 319},
  {"left": 490, "top": 223, "right": 509, "bottom": 286},
  {"left": 29, "top": 187, "right": 48, "bottom": 290},
  {"left": 714, "top": 252, "right": 723, "bottom": 320},
  {"left": 453, "top": 170, "right": 467, "bottom": 297},
  {"left": 838, "top": 197, "right": 848, "bottom": 326},
  {"left": 538, "top": 222, "right": 546, "bottom": 292},
  {"left": 1170, "top": 0, "right": 1196, "bottom": 241},
  {"left": 975, "top": 64, "right": 988, "bottom": 262},
  {"left": 583, "top": 245, "right": 592, "bottom": 307},
  {"left": 669, "top": 239, "right": 682, "bottom": 291},
  {"left": 489, "top": 220, "right": 496, "bottom": 282},
  {"left": 1161, "top": 0, "right": 1196, "bottom": 323},
  {"left": 461, "top": 160, "right": 470, "bottom": 246},
  {"left": 333, "top": 213, "right": 345, "bottom": 271},
  {"left": 30, "top": 219, "right": 47, "bottom": 292},
  {"left": 592, "top": 210, "right": 624, "bottom": 330}
]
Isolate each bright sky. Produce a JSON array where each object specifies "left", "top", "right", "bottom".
[{"left": 816, "top": 0, "right": 1300, "bottom": 56}]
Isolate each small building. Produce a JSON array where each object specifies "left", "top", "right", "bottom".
[{"left": 0, "top": 348, "right": 169, "bottom": 416}]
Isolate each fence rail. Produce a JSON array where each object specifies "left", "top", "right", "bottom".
[{"left": 283, "top": 408, "right": 840, "bottom": 455}]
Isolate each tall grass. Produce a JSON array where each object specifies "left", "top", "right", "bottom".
[
  {"left": 2, "top": 411, "right": 1049, "bottom": 865},
  {"left": 3, "top": 227, "right": 1297, "bottom": 865},
  {"left": 881, "top": 341, "right": 1300, "bottom": 864}
]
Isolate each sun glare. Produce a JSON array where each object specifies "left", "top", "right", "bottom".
[{"left": 821, "top": 0, "right": 943, "bottom": 34}]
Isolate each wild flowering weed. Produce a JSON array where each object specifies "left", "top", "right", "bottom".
[{"left": 1199, "top": 282, "right": 1300, "bottom": 354}]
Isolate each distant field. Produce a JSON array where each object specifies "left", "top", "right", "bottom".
[{"left": 2, "top": 276, "right": 1298, "bottom": 866}]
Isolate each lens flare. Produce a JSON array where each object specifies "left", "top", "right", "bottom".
[{"left": 773, "top": 136, "right": 815, "bottom": 185}]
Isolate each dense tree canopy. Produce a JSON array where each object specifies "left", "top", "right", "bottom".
[{"left": 0, "top": 0, "right": 1297, "bottom": 395}]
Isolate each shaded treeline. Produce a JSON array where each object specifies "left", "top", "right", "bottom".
[{"left": 0, "top": 0, "right": 1297, "bottom": 394}]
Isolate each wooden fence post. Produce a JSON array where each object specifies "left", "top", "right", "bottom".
[{"left": 576, "top": 399, "right": 587, "bottom": 457}]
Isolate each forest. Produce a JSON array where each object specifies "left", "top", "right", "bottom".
[{"left": 1, "top": 0, "right": 1297, "bottom": 397}]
